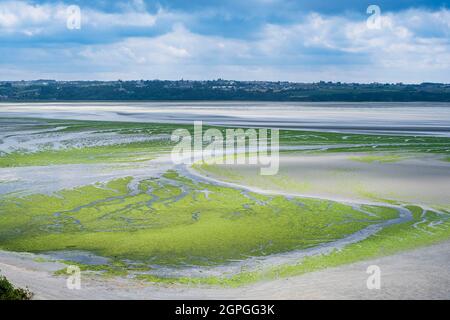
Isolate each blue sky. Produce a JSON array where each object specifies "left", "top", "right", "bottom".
[{"left": 0, "top": 0, "right": 449, "bottom": 82}]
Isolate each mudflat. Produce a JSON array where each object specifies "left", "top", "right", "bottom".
[{"left": 1, "top": 240, "right": 449, "bottom": 300}]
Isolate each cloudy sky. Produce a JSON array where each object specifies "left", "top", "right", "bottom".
[{"left": 0, "top": 0, "right": 449, "bottom": 82}]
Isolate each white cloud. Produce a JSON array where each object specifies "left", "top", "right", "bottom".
[
  {"left": 0, "top": 1, "right": 54, "bottom": 29},
  {"left": 252, "top": 8, "right": 450, "bottom": 79},
  {"left": 0, "top": 1, "right": 162, "bottom": 35},
  {"left": 0, "top": 2, "right": 449, "bottom": 83},
  {"left": 77, "top": 24, "right": 250, "bottom": 66}
]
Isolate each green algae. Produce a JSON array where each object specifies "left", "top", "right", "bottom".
[
  {"left": 1, "top": 117, "right": 450, "bottom": 286},
  {"left": 1, "top": 118, "right": 449, "bottom": 168},
  {"left": 0, "top": 171, "right": 394, "bottom": 267},
  {"left": 135, "top": 206, "right": 450, "bottom": 287},
  {"left": 349, "top": 154, "right": 406, "bottom": 163}
]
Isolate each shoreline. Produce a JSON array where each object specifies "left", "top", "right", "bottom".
[{"left": 1, "top": 240, "right": 449, "bottom": 300}]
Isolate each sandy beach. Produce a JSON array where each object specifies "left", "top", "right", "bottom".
[{"left": 1, "top": 240, "right": 449, "bottom": 300}]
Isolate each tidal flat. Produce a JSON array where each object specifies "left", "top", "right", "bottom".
[{"left": 0, "top": 104, "right": 449, "bottom": 289}]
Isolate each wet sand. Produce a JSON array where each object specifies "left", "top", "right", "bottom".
[
  {"left": 1, "top": 240, "right": 449, "bottom": 300},
  {"left": 196, "top": 153, "right": 450, "bottom": 207},
  {"left": 1, "top": 102, "right": 450, "bottom": 136},
  {"left": 1, "top": 106, "right": 449, "bottom": 299}
]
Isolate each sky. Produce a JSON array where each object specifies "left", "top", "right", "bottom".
[{"left": 0, "top": 0, "right": 449, "bottom": 83}]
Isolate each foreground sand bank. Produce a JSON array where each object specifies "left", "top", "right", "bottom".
[{"left": 1, "top": 240, "right": 449, "bottom": 300}]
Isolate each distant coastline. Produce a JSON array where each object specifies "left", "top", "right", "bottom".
[{"left": 1, "top": 80, "right": 450, "bottom": 102}]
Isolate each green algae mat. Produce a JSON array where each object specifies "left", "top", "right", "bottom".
[{"left": 1, "top": 117, "right": 449, "bottom": 285}]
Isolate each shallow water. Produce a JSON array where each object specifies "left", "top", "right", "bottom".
[
  {"left": 0, "top": 160, "right": 173, "bottom": 195},
  {"left": 195, "top": 154, "right": 450, "bottom": 206},
  {"left": 1, "top": 101, "right": 449, "bottom": 136},
  {"left": 0, "top": 104, "right": 449, "bottom": 279},
  {"left": 43, "top": 250, "right": 110, "bottom": 265}
]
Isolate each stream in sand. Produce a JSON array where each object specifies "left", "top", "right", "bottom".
[
  {"left": 1, "top": 151, "right": 437, "bottom": 279},
  {"left": 0, "top": 102, "right": 449, "bottom": 279}
]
